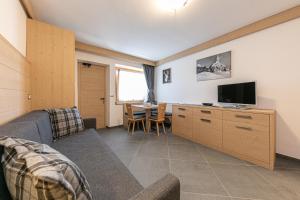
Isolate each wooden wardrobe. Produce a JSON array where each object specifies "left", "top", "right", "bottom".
[{"left": 26, "top": 19, "right": 75, "bottom": 110}]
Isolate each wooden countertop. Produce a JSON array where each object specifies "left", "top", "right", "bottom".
[{"left": 172, "top": 103, "right": 276, "bottom": 115}]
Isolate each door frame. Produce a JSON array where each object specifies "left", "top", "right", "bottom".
[{"left": 77, "top": 61, "right": 108, "bottom": 128}]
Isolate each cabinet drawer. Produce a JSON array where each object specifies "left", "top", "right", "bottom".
[
  {"left": 173, "top": 105, "right": 193, "bottom": 116},
  {"left": 172, "top": 113, "right": 192, "bottom": 138},
  {"left": 193, "top": 108, "right": 222, "bottom": 119},
  {"left": 193, "top": 119, "right": 222, "bottom": 149},
  {"left": 193, "top": 117, "right": 222, "bottom": 131},
  {"left": 223, "top": 121, "right": 270, "bottom": 163},
  {"left": 223, "top": 111, "right": 269, "bottom": 126}
]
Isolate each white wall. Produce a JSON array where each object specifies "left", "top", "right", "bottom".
[
  {"left": 76, "top": 51, "right": 143, "bottom": 127},
  {"left": 155, "top": 18, "right": 300, "bottom": 159},
  {"left": 0, "top": 0, "right": 27, "bottom": 56}
]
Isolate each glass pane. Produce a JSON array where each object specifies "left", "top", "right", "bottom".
[{"left": 118, "top": 70, "right": 147, "bottom": 101}]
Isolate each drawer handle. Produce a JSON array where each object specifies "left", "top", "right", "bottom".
[
  {"left": 178, "top": 115, "right": 186, "bottom": 118},
  {"left": 178, "top": 108, "right": 186, "bottom": 111},
  {"left": 236, "top": 126, "right": 253, "bottom": 131},
  {"left": 201, "top": 110, "right": 211, "bottom": 114},
  {"left": 235, "top": 114, "right": 252, "bottom": 119},
  {"left": 201, "top": 119, "right": 211, "bottom": 123}
]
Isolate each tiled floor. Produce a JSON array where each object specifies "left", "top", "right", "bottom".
[{"left": 98, "top": 127, "right": 300, "bottom": 200}]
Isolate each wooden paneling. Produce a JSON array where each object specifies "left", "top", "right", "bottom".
[
  {"left": 78, "top": 63, "right": 106, "bottom": 129},
  {"left": 27, "top": 19, "right": 75, "bottom": 110},
  {"left": 0, "top": 34, "right": 31, "bottom": 124},
  {"left": 172, "top": 104, "right": 276, "bottom": 170},
  {"left": 158, "top": 6, "right": 300, "bottom": 65},
  {"left": 75, "top": 41, "right": 156, "bottom": 66}
]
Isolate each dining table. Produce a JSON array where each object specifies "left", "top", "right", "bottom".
[{"left": 132, "top": 104, "right": 158, "bottom": 131}]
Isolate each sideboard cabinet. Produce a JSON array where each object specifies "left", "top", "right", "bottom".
[{"left": 172, "top": 104, "right": 276, "bottom": 170}]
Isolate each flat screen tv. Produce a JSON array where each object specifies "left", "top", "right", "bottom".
[{"left": 218, "top": 82, "right": 256, "bottom": 105}]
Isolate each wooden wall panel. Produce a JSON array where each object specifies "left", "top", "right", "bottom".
[
  {"left": 0, "top": 34, "right": 31, "bottom": 124},
  {"left": 27, "top": 19, "right": 75, "bottom": 109}
]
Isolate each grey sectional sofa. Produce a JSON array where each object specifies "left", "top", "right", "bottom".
[{"left": 0, "top": 111, "right": 180, "bottom": 200}]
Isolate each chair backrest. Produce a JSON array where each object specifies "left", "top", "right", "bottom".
[
  {"left": 157, "top": 103, "right": 167, "bottom": 121},
  {"left": 125, "top": 103, "right": 134, "bottom": 119}
]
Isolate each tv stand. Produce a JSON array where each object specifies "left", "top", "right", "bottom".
[{"left": 172, "top": 104, "right": 276, "bottom": 170}]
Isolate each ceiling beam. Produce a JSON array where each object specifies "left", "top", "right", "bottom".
[
  {"left": 75, "top": 41, "right": 156, "bottom": 66},
  {"left": 19, "top": 0, "right": 36, "bottom": 19},
  {"left": 157, "top": 5, "right": 300, "bottom": 66}
]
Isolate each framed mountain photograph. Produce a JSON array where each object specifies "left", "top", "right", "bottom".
[{"left": 196, "top": 51, "right": 231, "bottom": 81}]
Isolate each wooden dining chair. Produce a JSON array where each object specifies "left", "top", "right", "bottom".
[
  {"left": 126, "top": 103, "right": 146, "bottom": 135},
  {"left": 148, "top": 103, "right": 167, "bottom": 136}
]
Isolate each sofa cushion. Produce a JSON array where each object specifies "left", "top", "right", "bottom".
[
  {"left": 51, "top": 129, "right": 143, "bottom": 200},
  {"left": 46, "top": 108, "right": 84, "bottom": 140},
  {"left": 0, "top": 136, "right": 93, "bottom": 200},
  {"left": 11, "top": 111, "right": 53, "bottom": 145}
]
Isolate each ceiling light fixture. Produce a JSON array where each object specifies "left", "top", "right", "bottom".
[{"left": 156, "top": 0, "right": 189, "bottom": 11}]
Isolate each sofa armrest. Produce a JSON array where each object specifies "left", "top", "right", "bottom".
[
  {"left": 129, "top": 174, "right": 180, "bottom": 200},
  {"left": 83, "top": 118, "right": 96, "bottom": 129}
]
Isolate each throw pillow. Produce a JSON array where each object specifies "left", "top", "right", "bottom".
[
  {"left": 0, "top": 136, "right": 93, "bottom": 200},
  {"left": 46, "top": 107, "right": 84, "bottom": 140}
]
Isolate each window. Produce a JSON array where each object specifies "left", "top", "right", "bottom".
[{"left": 115, "top": 67, "right": 147, "bottom": 103}]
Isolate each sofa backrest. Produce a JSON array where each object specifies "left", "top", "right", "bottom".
[
  {"left": 10, "top": 111, "right": 53, "bottom": 145},
  {"left": 0, "top": 121, "right": 41, "bottom": 143}
]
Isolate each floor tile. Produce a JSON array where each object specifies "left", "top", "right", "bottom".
[
  {"left": 98, "top": 127, "right": 300, "bottom": 200},
  {"left": 171, "top": 160, "right": 227, "bottom": 195},
  {"left": 129, "top": 157, "right": 169, "bottom": 187},
  {"left": 211, "top": 164, "right": 286, "bottom": 200},
  {"left": 168, "top": 134, "right": 194, "bottom": 144},
  {"left": 137, "top": 142, "right": 168, "bottom": 158},
  {"left": 253, "top": 166, "right": 300, "bottom": 200},
  {"left": 169, "top": 143, "right": 206, "bottom": 163},
  {"left": 195, "top": 144, "right": 247, "bottom": 165},
  {"left": 181, "top": 193, "right": 231, "bottom": 200}
]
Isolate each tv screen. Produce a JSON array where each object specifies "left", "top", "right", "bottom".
[{"left": 218, "top": 82, "right": 256, "bottom": 105}]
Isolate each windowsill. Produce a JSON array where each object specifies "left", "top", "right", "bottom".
[{"left": 115, "top": 100, "right": 144, "bottom": 105}]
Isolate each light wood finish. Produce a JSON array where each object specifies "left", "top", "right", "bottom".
[
  {"left": 78, "top": 63, "right": 106, "bottom": 129},
  {"left": 223, "top": 121, "right": 270, "bottom": 163},
  {"left": 75, "top": 41, "right": 156, "bottom": 66},
  {"left": 148, "top": 103, "right": 167, "bottom": 136},
  {"left": 19, "top": 0, "right": 36, "bottom": 19},
  {"left": 223, "top": 111, "right": 269, "bottom": 126},
  {"left": 132, "top": 104, "right": 158, "bottom": 131},
  {"left": 123, "top": 103, "right": 145, "bottom": 128},
  {"left": 172, "top": 104, "right": 276, "bottom": 170},
  {"left": 172, "top": 105, "right": 193, "bottom": 140},
  {"left": 126, "top": 104, "right": 146, "bottom": 135},
  {"left": 27, "top": 19, "right": 75, "bottom": 110},
  {"left": 158, "top": 6, "right": 300, "bottom": 65},
  {"left": 0, "top": 34, "right": 31, "bottom": 124}
]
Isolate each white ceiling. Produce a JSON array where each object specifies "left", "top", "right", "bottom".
[{"left": 30, "top": 0, "right": 300, "bottom": 61}]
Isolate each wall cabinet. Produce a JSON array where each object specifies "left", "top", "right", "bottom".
[
  {"left": 27, "top": 19, "right": 75, "bottom": 110},
  {"left": 172, "top": 104, "right": 276, "bottom": 170}
]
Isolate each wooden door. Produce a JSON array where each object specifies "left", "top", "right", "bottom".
[{"left": 78, "top": 63, "right": 106, "bottom": 129}]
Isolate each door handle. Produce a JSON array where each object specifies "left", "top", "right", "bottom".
[{"left": 100, "top": 98, "right": 105, "bottom": 100}]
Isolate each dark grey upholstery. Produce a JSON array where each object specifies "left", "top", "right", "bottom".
[
  {"left": 11, "top": 111, "right": 53, "bottom": 145},
  {"left": 52, "top": 130, "right": 143, "bottom": 200},
  {"left": 0, "top": 121, "right": 41, "bottom": 143},
  {"left": 0, "top": 111, "right": 180, "bottom": 200}
]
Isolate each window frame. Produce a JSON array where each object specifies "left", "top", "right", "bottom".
[{"left": 115, "top": 67, "right": 146, "bottom": 105}]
